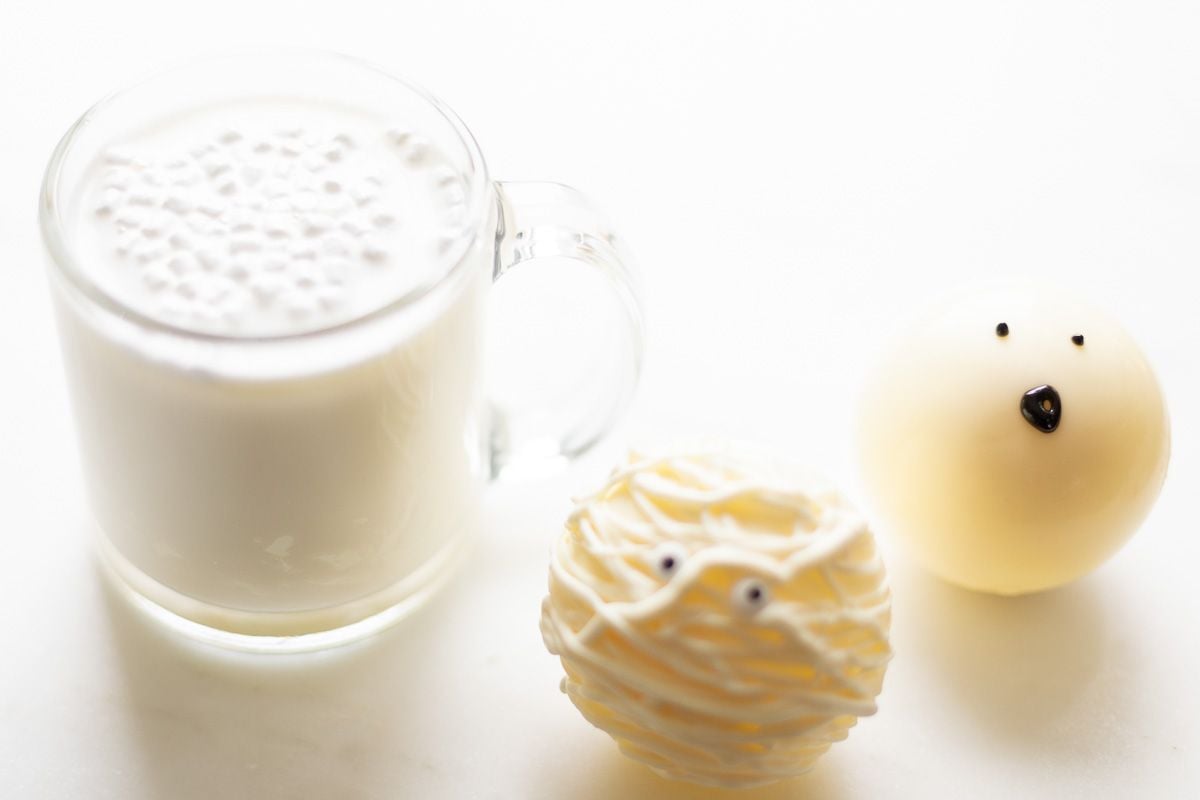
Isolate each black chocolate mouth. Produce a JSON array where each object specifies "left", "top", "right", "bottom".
[{"left": 1021, "top": 384, "right": 1061, "bottom": 433}]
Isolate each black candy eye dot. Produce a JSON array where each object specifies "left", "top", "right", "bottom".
[
  {"left": 996, "top": 322, "right": 1009, "bottom": 337},
  {"left": 732, "top": 578, "right": 771, "bottom": 614},
  {"left": 1072, "top": 334, "right": 1085, "bottom": 346},
  {"left": 652, "top": 543, "right": 687, "bottom": 579}
]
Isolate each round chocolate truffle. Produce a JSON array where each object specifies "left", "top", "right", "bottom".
[
  {"left": 540, "top": 446, "right": 892, "bottom": 788},
  {"left": 858, "top": 284, "right": 1170, "bottom": 594}
]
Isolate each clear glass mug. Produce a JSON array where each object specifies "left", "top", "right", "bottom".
[{"left": 40, "top": 51, "right": 643, "bottom": 652}]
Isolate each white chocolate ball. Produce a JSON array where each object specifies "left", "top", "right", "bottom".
[
  {"left": 858, "top": 284, "right": 1170, "bottom": 595},
  {"left": 540, "top": 447, "right": 892, "bottom": 789}
]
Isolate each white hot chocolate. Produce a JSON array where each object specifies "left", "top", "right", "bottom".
[
  {"left": 75, "top": 99, "right": 471, "bottom": 336},
  {"left": 53, "top": 97, "right": 490, "bottom": 636}
]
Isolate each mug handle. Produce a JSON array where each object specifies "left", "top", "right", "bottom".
[{"left": 488, "top": 181, "right": 644, "bottom": 478}]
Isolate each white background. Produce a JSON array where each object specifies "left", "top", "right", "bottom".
[{"left": 2, "top": 1, "right": 1199, "bottom": 798}]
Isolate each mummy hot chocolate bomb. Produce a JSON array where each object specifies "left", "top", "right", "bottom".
[
  {"left": 858, "top": 284, "right": 1170, "bottom": 595},
  {"left": 540, "top": 448, "right": 892, "bottom": 788}
]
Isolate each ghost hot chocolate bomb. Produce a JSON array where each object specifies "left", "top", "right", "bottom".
[{"left": 858, "top": 284, "right": 1169, "bottom": 595}]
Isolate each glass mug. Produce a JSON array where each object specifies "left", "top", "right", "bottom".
[{"left": 40, "top": 51, "right": 643, "bottom": 652}]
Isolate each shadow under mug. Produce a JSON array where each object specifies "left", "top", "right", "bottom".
[{"left": 40, "top": 51, "right": 643, "bottom": 653}]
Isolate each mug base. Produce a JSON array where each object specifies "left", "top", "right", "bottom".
[{"left": 94, "top": 529, "right": 472, "bottom": 654}]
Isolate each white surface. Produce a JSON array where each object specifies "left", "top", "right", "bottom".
[{"left": 1, "top": 1, "right": 1199, "bottom": 797}]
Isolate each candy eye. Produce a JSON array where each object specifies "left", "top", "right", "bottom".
[
  {"left": 732, "top": 578, "right": 771, "bottom": 614},
  {"left": 651, "top": 543, "right": 687, "bottom": 579}
]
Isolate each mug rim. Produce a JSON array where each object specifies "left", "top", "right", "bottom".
[{"left": 39, "top": 47, "right": 492, "bottom": 344}]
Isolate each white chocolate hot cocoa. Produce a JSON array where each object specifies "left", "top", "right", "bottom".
[
  {"left": 75, "top": 100, "right": 471, "bottom": 336},
  {"left": 540, "top": 448, "right": 892, "bottom": 788},
  {"left": 50, "top": 92, "right": 490, "bottom": 636},
  {"left": 858, "top": 284, "right": 1170, "bottom": 595}
]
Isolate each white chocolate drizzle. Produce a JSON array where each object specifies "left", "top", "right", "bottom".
[{"left": 540, "top": 448, "right": 892, "bottom": 788}]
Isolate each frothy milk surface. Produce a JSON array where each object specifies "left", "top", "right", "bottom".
[
  {"left": 72, "top": 98, "right": 470, "bottom": 336},
  {"left": 53, "top": 95, "right": 490, "bottom": 634}
]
